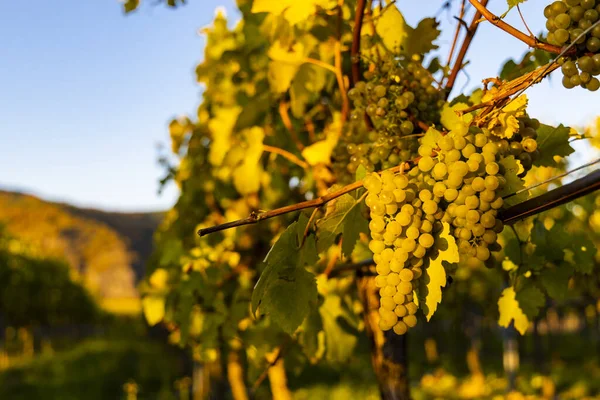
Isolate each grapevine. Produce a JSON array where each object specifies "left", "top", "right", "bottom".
[
  {"left": 545, "top": 0, "right": 600, "bottom": 90},
  {"left": 334, "top": 54, "right": 444, "bottom": 178}
]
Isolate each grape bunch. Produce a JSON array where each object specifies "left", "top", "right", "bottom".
[
  {"left": 365, "top": 170, "right": 430, "bottom": 334},
  {"left": 544, "top": 0, "right": 600, "bottom": 91},
  {"left": 363, "top": 113, "right": 547, "bottom": 333},
  {"left": 333, "top": 54, "right": 444, "bottom": 178},
  {"left": 485, "top": 115, "right": 541, "bottom": 173}
]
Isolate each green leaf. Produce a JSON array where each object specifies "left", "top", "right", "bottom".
[
  {"left": 403, "top": 18, "right": 441, "bottom": 56},
  {"left": 515, "top": 283, "right": 545, "bottom": 319},
  {"left": 290, "top": 63, "right": 329, "bottom": 118},
  {"left": 296, "top": 213, "right": 320, "bottom": 266},
  {"left": 319, "top": 295, "right": 359, "bottom": 362},
  {"left": 440, "top": 103, "right": 471, "bottom": 134},
  {"left": 531, "top": 220, "right": 565, "bottom": 262},
  {"left": 253, "top": 223, "right": 299, "bottom": 314},
  {"left": 500, "top": 49, "right": 551, "bottom": 81},
  {"left": 498, "top": 156, "right": 528, "bottom": 206},
  {"left": 341, "top": 202, "right": 368, "bottom": 259},
  {"left": 565, "top": 233, "right": 595, "bottom": 274},
  {"left": 252, "top": 220, "right": 319, "bottom": 333},
  {"left": 417, "top": 222, "right": 459, "bottom": 321},
  {"left": 316, "top": 193, "right": 363, "bottom": 252},
  {"left": 540, "top": 265, "right": 573, "bottom": 299},
  {"left": 299, "top": 308, "right": 324, "bottom": 361},
  {"left": 374, "top": 9, "right": 439, "bottom": 55},
  {"left": 535, "top": 124, "right": 575, "bottom": 167},
  {"left": 267, "top": 38, "right": 318, "bottom": 93},
  {"left": 374, "top": 6, "right": 408, "bottom": 53},
  {"left": 498, "top": 286, "right": 530, "bottom": 334},
  {"left": 260, "top": 266, "right": 318, "bottom": 334}
]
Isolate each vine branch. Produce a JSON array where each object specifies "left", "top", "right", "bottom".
[
  {"left": 199, "top": 166, "right": 600, "bottom": 237},
  {"left": 351, "top": 0, "right": 367, "bottom": 87},
  {"left": 499, "top": 168, "right": 600, "bottom": 224},
  {"left": 467, "top": 0, "right": 571, "bottom": 56},
  {"left": 263, "top": 145, "right": 309, "bottom": 169},
  {"left": 198, "top": 162, "right": 413, "bottom": 236},
  {"left": 445, "top": 0, "right": 489, "bottom": 97}
]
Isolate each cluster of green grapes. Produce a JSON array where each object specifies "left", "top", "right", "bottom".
[
  {"left": 544, "top": 0, "right": 600, "bottom": 91},
  {"left": 365, "top": 170, "right": 427, "bottom": 334},
  {"left": 332, "top": 54, "right": 444, "bottom": 177},
  {"left": 364, "top": 115, "right": 544, "bottom": 334},
  {"left": 485, "top": 116, "right": 541, "bottom": 172}
]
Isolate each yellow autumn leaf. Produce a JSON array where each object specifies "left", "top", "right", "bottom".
[
  {"left": 142, "top": 295, "right": 165, "bottom": 326},
  {"left": 418, "top": 222, "right": 459, "bottom": 321},
  {"left": 251, "top": 0, "right": 334, "bottom": 25},
  {"left": 149, "top": 268, "right": 168, "bottom": 290},
  {"left": 498, "top": 287, "right": 530, "bottom": 334},
  {"left": 208, "top": 106, "right": 242, "bottom": 166},
  {"left": 374, "top": 5, "right": 408, "bottom": 52},
  {"left": 232, "top": 127, "right": 264, "bottom": 194},
  {"left": 486, "top": 95, "right": 528, "bottom": 139},
  {"left": 302, "top": 113, "right": 341, "bottom": 166}
]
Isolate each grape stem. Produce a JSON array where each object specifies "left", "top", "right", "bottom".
[
  {"left": 467, "top": 0, "right": 573, "bottom": 56},
  {"left": 445, "top": 0, "right": 489, "bottom": 98}
]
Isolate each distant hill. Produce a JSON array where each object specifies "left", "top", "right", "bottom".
[{"left": 0, "top": 190, "right": 163, "bottom": 301}]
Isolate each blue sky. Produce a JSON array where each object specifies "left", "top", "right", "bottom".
[{"left": 0, "top": 1, "right": 597, "bottom": 212}]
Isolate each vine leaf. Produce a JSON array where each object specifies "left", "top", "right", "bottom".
[
  {"left": 417, "top": 222, "right": 459, "bottom": 321},
  {"left": 531, "top": 221, "right": 595, "bottom": 274},
  {"left": 252, "top": 221, "right": 318, "bottom": 334},
  {"left": 234, "top": 127, "right": 264, "bottom": 194},
  {"left": 302, "top": 114, "right": 341, "bottom": 166},
  {"left": 374, "top": 8, "right": 440, "bottom": 55},
  {"left": 498, "top": 156, "right": 528, "bottom": 206},
  {"left": 540, "top": 265, "right": 573, "bottom": 299},
  {"left": 260, "top": 266, "right": 318, "bottom": 334},
  {"left": 534, "top": 124, "right": 575, "bottom": 167},
  {"left": 267, "top": 39, "right": 317, "bottom": 93},
  {"left": 564, "top": 234, "right": 595, "bottom": 274},
  {"left": 374, "top": 6, "right": 408, "bottom": 53},
  {"left": 403, "top": 18, "right": 441, "bottom": 56},
  {"left": 440, "top": 103, "right": 471, "bottom": 135},
  {"left": 319, "top": 295, "right": 359, "bottom": 362},
  {"left": 290, "top": 64, "right": 329, "bottom": 118},
  {"left": 498, "top": 286, "right": 529, "bottom": 334},
  {"left": 142, "top": 295, "right": 166, "bottom": 326},
  {"left": 251, "top": 0, "right": 332, "bottom": 25},
  {"left": 208, "top": 106, "right": 242, "bottom": 166},
  {"left": 484, "top": 95, "right": 528, "bottom": 139},
  {"left": 341, "top": 202, "right": 368, "bottom": 258},
  {"left": 316, "top": 193, "right": 366, "bottom": 253},
  {"left": 515, "top": 283, "right": 545, "bottom": 319}
]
